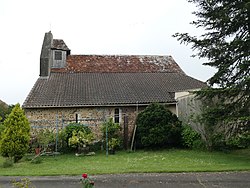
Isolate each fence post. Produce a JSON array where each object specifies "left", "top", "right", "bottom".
[
  {"left": 106, "top": 118, "right": 108, "bottom": 157},
  {"left": 123, "top": 114, "right": 128, "bottom": 150},
  {"left": 55, "top": 114, "right": 58, "bottom": 153}
]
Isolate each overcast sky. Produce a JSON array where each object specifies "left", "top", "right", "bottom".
[{"left": 0, "top": 0, "right": 216, "bottom": 105}]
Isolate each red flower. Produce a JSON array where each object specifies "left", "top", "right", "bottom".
[{"left": 82, "top": 173, "right": 88, "bottom": 179}]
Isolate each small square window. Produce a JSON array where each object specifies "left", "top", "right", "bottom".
[{"left": 55, "top": 51, "right": 62, "bottom": 60}]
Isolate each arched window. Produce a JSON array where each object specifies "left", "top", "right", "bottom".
[{"left": 114, "top": 108, "right": 120, "bottom": 123}]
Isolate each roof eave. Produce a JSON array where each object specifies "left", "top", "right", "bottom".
[{"left": 23, "top": 101, "right": 177, "bottom": 109}]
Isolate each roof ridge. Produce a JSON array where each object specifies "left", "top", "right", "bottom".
[
  {"left": 68, "top": 54, "right": 173, "bottom": 57},
  {"left": 50, "top": 72, "right": 185, "bottom": 75}
]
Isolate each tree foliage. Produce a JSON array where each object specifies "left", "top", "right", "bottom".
[
  {"left": 59, "top": 123, "right": 93, "bottom": 152},
  {"left": 181, "top": 124, "right": 205, "bottom": 150},
  {"left": 68, "top": 129, "right": 95, "bottom": 149},
  {"left": 136, "top": 103, "right": 182, "bottom": 148},
  {"left": 101, "top": 118, "right": 121, "bottom": 150},
  {"left": 0, "top": 104, "right": 30, "bottom": 162},
  {"left": 173, "top": 0, "right": 250, "bottom": 133},
  {"left": 64, "top": 123, "right": 92, "bottom": 142},
  {"left": 101, "top": 118, "right": 121, "bottom": 140},
  {"left": 0, "top": 100, "right": 14, "bottom": 123}
]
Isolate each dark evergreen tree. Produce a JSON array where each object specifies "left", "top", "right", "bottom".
[
  {"left": 136, "top": 103, "right": 182, "bottom": 148},
  {"left": 173, "top": 0, "right": 250, "bottom": 132}
]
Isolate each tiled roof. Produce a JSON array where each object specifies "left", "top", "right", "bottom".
[
  {"left": 23, "top": 72, "right": 206, "bottom": 108},
  {"left": 52, "top": 39, "right": 70, "bottom": 51},
  {"left": 51, "top": 55, "right": 186, "bottom": 74}
]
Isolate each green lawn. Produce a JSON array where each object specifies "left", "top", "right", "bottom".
[{"left": 0, "top": 149, "right": 249, "bottom": 176}]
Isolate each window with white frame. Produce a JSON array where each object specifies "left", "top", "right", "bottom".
[{"left": 114, "top": 108, "right": 121, "bottom": 123}]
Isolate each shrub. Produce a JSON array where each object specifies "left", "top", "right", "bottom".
[
  {"left": 108, "top": 138, "right": 120, "bottom": 151},
  {"left": 2, "top": 158, "right": 14, "bottom": 168},
  {"left": 101, "top": 118, "right": 121, "bottom": 150},
  {"left": 31, "top": 129, "right": 56, "bottom": 153},
  {"left": 30, "top": 156, "right": 43, "bottom": 164},
  {"left": 0, "top": 104, "right": 30, "bottom": 162},
  {"left": 84, "top": 140, "right": 101, "bottom": 152},
  {"left": 181, "top": 125, "right": 205, "bottom": 150},
  {"left": 64, "top": 123, "right": 91, "bottom": 142},
  {"left": 227, "top": 132, "right": 250, "bottom": 149},
  {"left": 68, "top": 129, "right": 95, "bottom": 153},
  {"left": 136, "top": 103, "right": 182, "bottom": 149},
  {"left": 22, "top": 155, "right": 33, "bottom": 162},
  {"left": 57, "top": 129, "right": 69, "bottom": 152},
  {"left": 101, "top": 118, "right": 120, "bottom": 139},
  {"left": 211, "top": 133, "right": 227, "bottom": 151},
  {"left": 59, "top": 123, "right": 92, "bottom": 153}
]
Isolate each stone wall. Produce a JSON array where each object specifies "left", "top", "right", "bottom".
[
  {"left": 25, "top": 104, "right": 177, "bottom": 147},
  {"left": 25, "top": 106, "right": 139, "bottom": 143}
]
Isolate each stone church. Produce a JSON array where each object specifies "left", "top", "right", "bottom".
[{"left": 23, "top": 31, "right": 206, "bottom": 146}]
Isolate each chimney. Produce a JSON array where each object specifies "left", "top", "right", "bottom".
[{"left": 40, "top": 31, "right": 53, "bottom": 77}]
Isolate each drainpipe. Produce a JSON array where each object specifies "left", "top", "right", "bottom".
[{"left": 176, "top": 101, "right": 179, "bottom": 117}]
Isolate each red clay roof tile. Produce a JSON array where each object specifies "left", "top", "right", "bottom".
[{"left": 51, "top": 55, "right": 186, "bottom": 74}]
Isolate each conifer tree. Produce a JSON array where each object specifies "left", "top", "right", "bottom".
[
  {"left": 174, "top": 0, "right": 250, "bottom": 131},
  {"left": 136, "top": 103, "right": 182, "bottom": 148},
  {"left": 0, "top": 104, "right": 30, "bottom": 162}
]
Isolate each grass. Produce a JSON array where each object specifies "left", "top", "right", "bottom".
[{"left": 0, "top": 149, "right": 249, "bottom": 176}]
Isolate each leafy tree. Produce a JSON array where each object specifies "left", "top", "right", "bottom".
[
  {"left": 136, "top": 103, "right": 182, "bottom": 148},
  {"left": 0, "top": 104, "right": 30, "bottom": 162},
  {"left": 0, "top": 117, "right": 4, "bottom": 138},
  {"left": 0, "top": 102, "right": 14, "bottom": 142},
  {"left": 0, "top": 100, "right": 8, "bottom": 122},
  {"left": 173, "top": 0, "right": 250, "bottom": 144},
  {"left": 0, "top": 100, "right": 13, "bottom": 123}
]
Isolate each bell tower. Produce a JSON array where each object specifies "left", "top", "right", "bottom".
[
  {"left": 40, "top": 31, "right": 53, "bottom": 77},
  {"left": 39, "top": 32, "right": 71, "bottom": 77}
]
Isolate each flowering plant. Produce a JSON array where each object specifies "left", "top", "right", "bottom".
[{"left": 81, "top": 173, "right": 94, "bottom": 188}]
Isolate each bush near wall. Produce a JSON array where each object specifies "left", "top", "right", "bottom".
[
  {"left": 181, "top": 125, "right": 206, "bottom": 150},
  {"left": 136, "top": 103, "right": 182, "bottom": 149}
]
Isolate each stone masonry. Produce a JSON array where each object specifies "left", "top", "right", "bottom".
[{"left": 25, "top": 104, "right": 176, "bottom": 147}]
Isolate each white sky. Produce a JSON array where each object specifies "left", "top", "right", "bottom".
[{"left": 0, "top": 0, "right": 215, "bottom": 105}]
